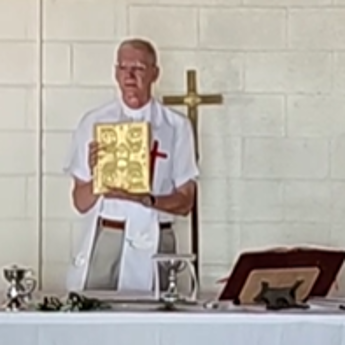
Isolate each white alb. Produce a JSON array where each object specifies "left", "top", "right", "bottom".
[{"left": 63, "top": 98, "right": 199, "bottom": 291}]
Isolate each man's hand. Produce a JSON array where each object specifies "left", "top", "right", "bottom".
[
  {"left": 88, "top": 141, "right": 105, "bottom": 173},
  {"left": 88, "top": 141, "right": 98, "bottom": 172},
  {"left": 104, "top": 186, "right": 147, "bottom": 204},
  {"left": 104, "top": 186, "right": 132, "bottom": 200}
]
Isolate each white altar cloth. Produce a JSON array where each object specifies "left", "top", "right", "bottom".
[{"left": 1, "top": 312, "right": 345, "bottom": 345}]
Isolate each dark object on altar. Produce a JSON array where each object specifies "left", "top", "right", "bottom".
[
  {"left": 66, "top": 291, "right": 110, "bottom": 311},
  {"left": 253, "top": 280, "right": 309, "bottom": 310},
  {"left": 37, "top": 296, "right": 63, "bottom": 311},
  {"left": 36, "top": 292, "right": 111, "bottom": 312},
  {"left": 218, "top": 247, "right": 345, "bottom": 310}
]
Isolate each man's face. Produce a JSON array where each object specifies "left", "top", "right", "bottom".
[{"left": 115, "top": 45, "right": 159, "bottom": 107}]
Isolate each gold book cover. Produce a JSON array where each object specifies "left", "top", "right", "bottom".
[{"left": 93, "top": 121, "right": 151, "bottom": 194}]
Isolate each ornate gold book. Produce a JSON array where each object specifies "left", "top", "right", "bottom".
[{"left": 93, "top": 121, "right": 151, "bottom": 194}]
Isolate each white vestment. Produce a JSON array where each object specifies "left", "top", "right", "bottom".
[{"left": 63, "top": 98, "right": 199, "bottom": 291}]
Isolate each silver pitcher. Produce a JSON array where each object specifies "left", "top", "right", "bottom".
[{"left": 3, "top": 265, "right": 37, "bottom": 311}]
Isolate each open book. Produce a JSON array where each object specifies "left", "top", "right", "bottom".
[{"left": 217, "top": 245, "right": 345, "bottom": 284}]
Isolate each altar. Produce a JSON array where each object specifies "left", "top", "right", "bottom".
[
  {"left": 2, "top": 309, "right": 345, "bottom": 345},
  {"left": 2, "top": 245, "right": 345, "bottom": 345},
  {"left": 1, "top": 266, "right": 345, "bottom": 345},
  {"left": 1, "top": 287, "right": 345, "bottom": 345}
]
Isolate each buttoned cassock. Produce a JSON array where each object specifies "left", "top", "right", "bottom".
[{"left": 63, "top": 98, "right": 199, "bottom": 291}]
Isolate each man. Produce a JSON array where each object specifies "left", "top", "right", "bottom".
[{"left": 63, "top": 38, "right": 199, "bottom": 292}]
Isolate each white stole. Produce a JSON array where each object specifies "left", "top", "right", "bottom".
[
  {"left": 118, "top": 203, "right": 159, "bottom": 290},
  {"left": 117, "top": 101, "right": 160, "bottom": 291}
]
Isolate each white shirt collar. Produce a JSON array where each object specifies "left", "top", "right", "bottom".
[{"left": 120, "top": 98, "right": 153, "bottom": 121}]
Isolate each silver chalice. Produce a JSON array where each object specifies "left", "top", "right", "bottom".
[
  {"left": 3, "top": 265, "right": 37, "bottom": 311},
  {"left": 152, "top": 253, "right": 199, "bottom": 309}
]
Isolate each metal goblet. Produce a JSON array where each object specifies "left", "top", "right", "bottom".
[
  {"left": 152, "top": 254, "right": 198, "bottom": 308},
  {"left": 3, "top": 265, "right": 37, "bottom": 311}
]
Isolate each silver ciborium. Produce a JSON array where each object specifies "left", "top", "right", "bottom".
[
  {"left": 3, "top": 265, "right": 37, "bottom": 311},
  {"left": 152, "top": 253, "right": 198, "bottom": 309}
]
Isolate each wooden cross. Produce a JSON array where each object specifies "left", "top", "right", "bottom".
[
  {"left": 162, "top": 69, "right": 223, "bottom": 280},
  {"left": 163, "top": 70, "right": 223, "bottom": 160}
]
